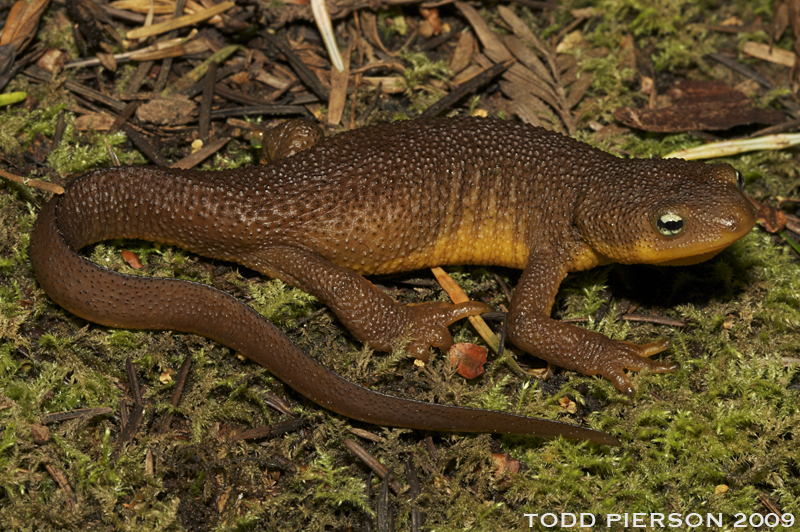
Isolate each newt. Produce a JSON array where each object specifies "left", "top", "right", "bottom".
[{"left": 29, "top": 117, "right": 757, "bottom": 446}]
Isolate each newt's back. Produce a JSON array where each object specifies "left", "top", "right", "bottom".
[{"left": 241, "top": 118, "right": 611, "bottom": 274}]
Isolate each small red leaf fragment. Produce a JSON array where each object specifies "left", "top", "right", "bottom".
[
  {"left": 419, "top": 7, "right": 442, "bottom": 37},
  {"left": 121, "top": 250, "right": 143, "bottom": 269},
  {"left": 448, "top": 343, "right": 487, "bottom": 379},
  {"left": 558, "top": 396, "right": 577, "bottom": 414},
  {"left": 491, "top": 453, "right": 520, "bottom": 478},
  {"left": 749, "top": 196, "right": 787, "bottom": 233}
]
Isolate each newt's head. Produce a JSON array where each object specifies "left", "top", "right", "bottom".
[{"left": 574, "top": 159, "right": 757, "bottom": 267}]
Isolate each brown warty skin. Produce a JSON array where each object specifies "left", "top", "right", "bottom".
[{"left": 29, "top": 118, "right": 757, "bottom": 446}]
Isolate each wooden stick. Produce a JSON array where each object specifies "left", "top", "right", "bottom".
[
  {"left": 0, "top": 168, "right": 64, "bottom": 194},
  {"left": 125, "top": 1, "right": 234, "bottom": 39},
  {"left": 430, "top": 266, "right": 500, "bottom": 353}
]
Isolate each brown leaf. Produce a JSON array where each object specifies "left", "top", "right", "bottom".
[
  {"left": 31, "top": 422, "right": 50, "bottom": 444},
  {"left": 135, "top": 96, "right": 197, "bottom": 125},
  {"left": 449, "top": 31, "right": 474, "bottom": 75},
  {"left": 36, "top": 48, "right": 68, "bottom": 73},
  {"left": 615, "top": 80, "right": 785, "bottom": 132},
  {"left": 503, "top": 35, "right": 553, "bottom": 86},
  {"left": 566, "top": 72, "right": 594, "bottom": 110},
  {"left": 121, "top": 250, "right": 143, "bottom": 269},
  {"left": 96, "top": 52, "right": 117, "bottom": 72},
  {"left": 448, "top": 343, "right": 487, "bottom": 379},
  {"left": 497, "top": 5, "right": 549, "bottom": 59},
  {"left": 419, "top": 7, "right": 442, "bottom": 37},
  {"left": 750, "top": 197, "right": 788, "bottom": 233},
  {"left": 0, "top": 0, "right": 51, "bottom": 54},
  {"left": 790, "top": 0, "right": 800, "bottom": 42},
  {"left": 499, "top": 80, "right": 550, "bottom": 128},
  {"left": 772, "top": 1, "right": 790, "bottom": 42},
  {"left": 74, "top": 112, "right": 116, "bottom": 131},
  {"left": 505, "top": 63, "right": 559, "bottom": 110},
  {"left": 360, "top": 11, "right": 394, "bottom": 57},
  {"left": 455, "top": 2, "right": 512, "bottom": 64},
  {"left": 491, "top": 453, "right": 520, "bottom": 477}
]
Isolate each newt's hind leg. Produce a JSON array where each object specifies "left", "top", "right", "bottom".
[{"left": 247, "top": 246, "right": 491, "bottom": 361}]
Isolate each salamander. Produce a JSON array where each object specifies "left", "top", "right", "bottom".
[{"left": 29, "top": 117, "right": 757, "bottom": 446}]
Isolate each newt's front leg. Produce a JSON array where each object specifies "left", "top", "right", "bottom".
[
  {"left": 507, "top": 253, "right": 677, "bottom": 395},
  {"left": 248, "top": 246, "right": 491, "bottom": 360}
]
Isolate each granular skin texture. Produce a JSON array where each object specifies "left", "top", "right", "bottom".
[{"left": 29, "top": 118, "right": 757, "bottom": 445}]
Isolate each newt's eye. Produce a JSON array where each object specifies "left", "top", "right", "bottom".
[
  {"left": 735, "top": 169, "right": 744, "bottom": 189},
  {"left": 656, "top": 213, "right": 684, "bottom": 237}
]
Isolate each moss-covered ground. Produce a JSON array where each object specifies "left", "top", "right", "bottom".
[{"left": 1, "top": 0, "right": 799, "bottom": 530}]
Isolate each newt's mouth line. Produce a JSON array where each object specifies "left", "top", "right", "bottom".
[{"left": 653, "top": 230, "right": 753, "bottom": 266}]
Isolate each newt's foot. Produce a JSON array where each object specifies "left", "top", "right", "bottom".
[
  {"left": 404, "top": 301, "right": 493, "bottom": 361},
  {"left": 595, "top": 338, "right": 677, "bottom": 395}
]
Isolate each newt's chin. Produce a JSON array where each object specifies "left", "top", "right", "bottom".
[{"left": 654, "top": 247, "right": 726, "bottom": 266}]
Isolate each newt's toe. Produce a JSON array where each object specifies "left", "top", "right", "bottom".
[
  {"left": 404, "top": 301, "right": 493, "bottom": 360},
  {"left": 596, "top": 338, "right": 677, "bottom": 395}
]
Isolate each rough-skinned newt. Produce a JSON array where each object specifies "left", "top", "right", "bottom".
[{"left": 29, "top": 118, "right": 757, "bottom": 446}]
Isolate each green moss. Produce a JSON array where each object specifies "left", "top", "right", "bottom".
[
  {"left": 298, "top": 447, "right": 373, "bottom": 515},
  {"left": 399, "top": 51, "right": 451, "bottom": 114},
  {"left": 48, "top": 127, "right": 133, "bottom": 175},
  {"left": 247, "top": 279, "right": 317, "bottom": 326}
]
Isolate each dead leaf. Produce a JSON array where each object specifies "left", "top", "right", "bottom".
[
  {"left": 771, "top": 1, "right": 789, "bottom": 42},
  {"left": 121, "top": 250, "right": 144, "bottom": 269},
  {"left": 36, "top": 48, "right": 68, "bottom": 73},
  {"left": 497, "top": 5, "right": 549, "bottom": 58},
  {"left": 96, "top": 52, "right": 117, "bottom": 72},
  {"left": 449, "top": 31, "right": 474, "bottom": 75},
  {"left": 615, "top": 80, "right": 785, "bottom": 132},
  {"left": 503, "top": 35, "right": 553, "bottom": 85},
  {"left": 525, "top": 365, "right": 553, "bottom": 381},
  {"left": 74, "top": 112, "right": 116, "bottom": 131},
  {"left": 452, "top": 64, "right": 483, "bottom": 85},
  {"left": 0, "top": 0, "right": 51, "bottom": 54},
  {"left": 136, "top": 97, "right": 197, "bottom": 125},
  {"left": 360, "top": 11, "right": 394, "bottom": 56},
  {"left": 491, "top": 453, "right": 520, "bottom": 477},
  {"left": 31, "top": 422, "right": 50, "bottom": 444},
  {"left": 750, "top": 197, "right": 788, "bottom": 233},
  {"left": 558, "top": 396, "right": 577, "bottom": 414},
  {"left": 566, "top": 72, "right": 594, "bottom": 110},
  {"left": 790, "top": 0, "right": 800, "bottom": 49},
  {"left": 455, "top": 2, "right": 512, "bottom": 64},
  {"left": 448, "top": 343, "right": 487, "bottom": 379},
  {"left": 498, "top": 80, "right": 549, "bottom": 128},
  {"left": 419, "top": 7, "right": 441, "bottom": 38}
]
